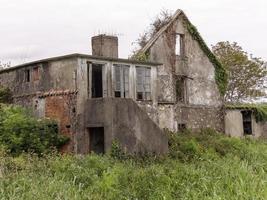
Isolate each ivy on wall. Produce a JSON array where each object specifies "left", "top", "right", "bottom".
[
  {"left": 226, "top": 104, "right": 267, "bottom": 122},
  {"left": 186, "top": 22, "right": 228, "bottom": 96}
]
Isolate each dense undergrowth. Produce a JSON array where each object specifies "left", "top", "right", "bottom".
[{"left": 1, "top": 129, "right": 267, "bottom": 200}]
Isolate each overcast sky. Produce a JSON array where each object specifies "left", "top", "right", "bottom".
[{"left": 0, "top": 0, "right": 267, "bottom": 66}]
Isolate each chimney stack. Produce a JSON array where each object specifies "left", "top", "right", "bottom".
[{"left": 91, "top": 34, "right": 118, "bottom": 58}]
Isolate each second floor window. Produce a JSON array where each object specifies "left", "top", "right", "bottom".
[
  {"left": 136, "top": 67, "right": 151, "bottom": 100},
  {"left": 114, "top": 64, "right": 130, "bottom": 98},
  {"left": 25, "top": 69, "right": 30, "bottom": 82},
  {"left": 176, "top": 34, "right": 184, "bottom": 56}
]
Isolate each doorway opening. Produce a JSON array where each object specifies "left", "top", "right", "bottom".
[
  {"left": 88, "top": 127, "right": 105, "bottom": 154},
  {"left": 241, "top": 110, "right": 252, "bottom": 135},
  {"left": 92, "top": 64, "right": 103, "bottom": 98}
]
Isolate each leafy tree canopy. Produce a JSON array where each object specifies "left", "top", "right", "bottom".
[{"left": 212, "top": 41, "right": 267, "bottom": 102}]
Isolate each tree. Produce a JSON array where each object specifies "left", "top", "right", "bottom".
[
  {"left": 131, "top": 9, "right": 173, "bottom": 60},
  {"left": 212, "top": 41, "right": 267, "bottom": 102}
]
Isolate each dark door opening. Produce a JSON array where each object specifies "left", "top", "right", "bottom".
[
  {"left": 92, "top": 64, "right": 103, "bottom": 98},
  {"left": 89, "top": 127, "right": 104, "bottom": 154},
  {"left": 241, "top": 110, "right": 252, "bottom": 135}
]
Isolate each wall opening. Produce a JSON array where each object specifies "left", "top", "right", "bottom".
[
  {"left": 25, "top": 69, "right": 30, "bottom": 82},
  {"left": 91, "top": 64, "right": 103, "bottom": 98},
  {"left": 176, "top": 34, "right": 185, "bottom": 56},
  {"left": 241, "top": 110, "right": 252, "bottom": 135},
  {"left": 176, "top": 76, "right": 186, "bottom": 103},
  {"left": 88, "top": 127, "right": 105, "bottom": 154}
]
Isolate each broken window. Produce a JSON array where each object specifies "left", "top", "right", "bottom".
[
  {"left": 114, "top": 64, "right": 130, "bottom": 98},
  {"left": 241, "top": 110, "right": 252, "bottom": 135},
  {"left": 88, "top": 127, "right": 104, "bottom": 154},
  {"left": 176, "top": 34, "right": 184, "bottom": 56},
  {"left": 91, "top": 64, "right": 103, "bottom": 98},
  {"left": 25, "top": 69, "right": 30, "bottom": 82},
  {"left": 136, "top": 66, "right": 151, "bottom": 100},
  {"left": 33, "top": 66, "right": 39, "bottom": 81},
  {"left": 176, "top": 76, "right": 186, "bottom": 103}
]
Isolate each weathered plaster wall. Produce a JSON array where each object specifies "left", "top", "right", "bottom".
[
  {"left": 147, "top": 14, "right": 223, "bottom": 132},
  {"left": 225, "top": 110, "right": 243, "bottom": 137},
  {"left": 225, "top": 109, "right": 266, "bottom": 138},
  {"left": 85, "top": 98, "right": 168, "bottom": 154}
]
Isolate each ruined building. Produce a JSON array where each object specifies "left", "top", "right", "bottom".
[{"left": 0, "top": 10, "right": 227, "bottom": 154}]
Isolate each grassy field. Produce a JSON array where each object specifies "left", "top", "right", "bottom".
[{"left": 1, "top": 129, "right": 267, "bottom": 200}]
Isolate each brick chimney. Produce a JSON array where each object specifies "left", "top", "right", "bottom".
[{"left": 91, "top": 34, "right": 118, "bottom": 58}]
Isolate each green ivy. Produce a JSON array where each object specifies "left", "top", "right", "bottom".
[
  {"left": 186, "top": 23, "right": 228, "bottom": 96},
  {"left": 226, "top": 104, "right": 267, "bottom": 122}
]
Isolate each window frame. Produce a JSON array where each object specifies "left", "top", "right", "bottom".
[
  {"left": 175, "top": 33, "right": 185, "bottom": 57},
  {"left": 136, "top": 66, "right": 151, "bottom": 101},
  {"left": 25, "top": 69, "right": 31, "bottom": 82},
  {"left": 113, "top": 64, "right": 130, "bottom": 98}
]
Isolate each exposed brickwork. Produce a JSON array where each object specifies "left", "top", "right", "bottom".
[{"left": 44, "top": 94, "right": 77, "bottom": 153}]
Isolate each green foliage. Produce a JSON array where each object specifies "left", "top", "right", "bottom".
[
  {"left": 0, "top": 86, "right": 13, "bottom": 104},
  {"left": 186, "top": 23, "right": 228, "bottom": 96},
  {"left": 212, "top": 41, "right": 267, "bottom": 102},
  {"left": 131, "top": 51, "right": 150, "bottom": 62},
  {"left": 0, "top": 104, "right": 69, "bottom": 155},
  {"left": 227, "top": 103, "right": 267, "bottom": 122},
  {"left": 1, "top": 129, "right": 267, "bottom": 199}
]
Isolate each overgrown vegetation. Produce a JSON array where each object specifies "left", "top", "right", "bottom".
[
  {"left": 0, "top": 104, "right": 69, "bottom": 155},
  {"left": 0, "top": 85, "right": 13, "bottom": 104},
  {"left": 1, "top": 129, "right": 267, "bottom": 199},
  {"left": 227, "top": 103, "right": 267, "bottom": 122}
]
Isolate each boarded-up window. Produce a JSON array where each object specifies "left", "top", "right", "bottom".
[
  {"left": 176, "top": 76, "right": 186, "bottom": 103},
  {"left": 33, "top": 67, "right": 39, "bottom": 81},
  {"left": 114, "top": 65, "right": 130, "bottom": 98},
  {"left": 136, "top": 67, "right": 151, "bottom": 100},
  {"left": 176, "top": 34, "right": 184, "bottom": 56}
]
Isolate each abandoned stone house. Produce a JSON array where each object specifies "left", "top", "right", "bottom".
[{"left": 0, "top": 9, "right": 226, "bottom": 154}]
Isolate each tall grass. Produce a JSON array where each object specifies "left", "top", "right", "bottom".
[{"left": 1, "top": 129, "right": 267, "bottom": 200}]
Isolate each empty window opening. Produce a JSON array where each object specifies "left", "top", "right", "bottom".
[
  {"left": 92, "top": 64, "right": 103, "bottom": 98},
  {"left": 241, "top": 110, "right": 252, "bottom": 135},
  {"left": 88, "top": 127, "right": 104, "bottom": 154},
  {"left": 136, "top": 67, "right": 151, "bottom": 100},
  {"left": 176, "top": 76, "right": 186, "bottom": 103},
  {"left": 114, "top": 64, "right": 130, "bottom": 98},
  {"left": 176, "top": 34, "right": 184, "bottom": 56},
  {"left": 33, "top": 67, "right": 39, "bottom": 81},
  {"left": 25, "top": 69, "right": 30, "bottom": 82}
]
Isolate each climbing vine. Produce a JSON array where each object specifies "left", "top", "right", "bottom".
[
  {"left": 226, "top": 104, "right": 267, "bottom": 122},
  {"left": 186, "top": 22, "right": 228, "bottom": 96}
]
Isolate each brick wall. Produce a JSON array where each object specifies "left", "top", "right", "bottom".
[{"left": 44, "top": 94, "right": 77, "bottom": 153}]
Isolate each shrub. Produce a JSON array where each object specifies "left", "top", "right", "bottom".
[
  {"left": 0, "top": 86, "right": 12, "bottom": 104},
  {"left": 0, "top": 104, "right": 69, "bottom": 155}
]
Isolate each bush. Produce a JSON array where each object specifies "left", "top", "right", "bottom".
[
  {"left": 0, "top": 86, "right": 12, "bottom": 104},
  {"left": 0, "top": 104, "right": 69, "bottom": 155}
]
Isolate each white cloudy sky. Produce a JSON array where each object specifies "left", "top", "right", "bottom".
[{"left": 0, "top": 0, "right": 267, "bottom": 66}]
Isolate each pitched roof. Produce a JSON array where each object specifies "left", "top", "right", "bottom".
[{"left": 139, "top": 9, "right": 228, "bottom": 95}]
